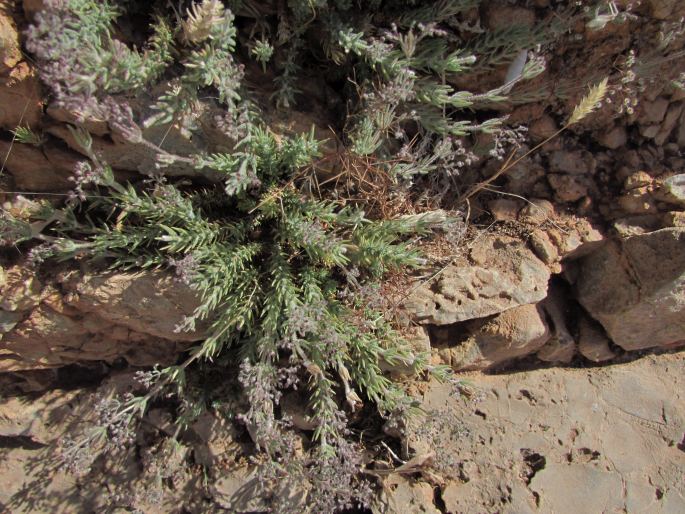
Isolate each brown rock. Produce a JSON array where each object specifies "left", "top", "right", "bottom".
[
  {"left": 22, "top": 0, "right": 48, "bottom": 20},
  {"left": 654, "top": 103, "right": 683, "bottom": 146},
  {"left": 548, "top": 150, "right": 592, "bottom": 175},
  {"left": 518, "top": 199, "right": 555, "bottom": 224},
  {"left": 0, "top": 61, "right": 43, "bottom": 130},
  {"left": 537, "top": 289, "right": 575, "bottom": 363},
  {"left": 639, "top": 124, "right": 660, "bottom": 139},
  {"left": 403, "top": 235, "right": 550, "bottom": 325},
  {"left": 576, "top": 228, "right": 685, "bottom": 350},
  {"left": 677, "top": 110, "right": 685, "bottom": 147},
  {"left": 0, "top": 140, "right": 80, "bottom": 191},
  {"left": 548, "top": 174, "right": 589, "bottom": 203},
  {"left": 596, "top": 125, "right": 627, "bottom": 149},
  {"left": 646, "top": 0, "right": 679, "bottom": 19},
  {"left": 488, "top": 198, "right": 521, "bottom": 222},
  {"left": 529, "top": 115, "right": 558, "bottom": 143},
  {"left": 618, "top": 188, "right": 658, "bottom": 214},
  {"left": 639, "top": 97, "right": 669, "bottom": 124},
  {"left": 578, "top": 315, "right": 616, "bottom": 362},
  {"left": 486, "top": 6, "right": 536, "bottom": 30},
  {"left": 61, "top": 270, "right": 208, "bottom": 341},
  {"left": 529, "top": 229, "right": 558, "bottom": 265},
  {"left": 442, "top": 303, "right": 551, "bottom": 371}
]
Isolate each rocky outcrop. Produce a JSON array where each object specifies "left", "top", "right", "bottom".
[
  {"left": 403, "top": 235, "right": 550, "bottom": 325},
  {"left": 395, "top": 352, "right": 685, "bottom": 514},
  {"left": 0, "top": 266, "right": 207, "bottom": 371},
  {"left": 576, "top": 228, "right": 685, "bottom": 350},
  {"left": 434, "top": 304, "right": 550, "bottom": 371}
]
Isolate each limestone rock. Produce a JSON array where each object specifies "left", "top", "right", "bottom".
[
  {"left": 623, "top": 171, "right": 653, "bottom": 191},
  {"left": 1, "top": 267, "right": 208, "bottom": 371},
  {"left": 408, "top": 353, "right": 685, "bottom": 514},
  {"left": 439, "top": 303, "right": 551, "bottom": 371},
  {"left": 613, "top": 214, "right": 663, "bottom": 237},
  {"left": 618, "top": 187, "right": 658, "bottom": 214},
  {"left": 61, "top": 270, "right": 208, "bottom": 342},
  {"left": 663, "top": 211, "right": 685, "bottom": 227},
  {"left": 0, "top": 266, "right": 42, "bottom": 311},
  {"left": 576, "top": 228, "right": 685, "bottom": 350},
  {"left": 403, "top": 235, "right": 550, "bottom": 325},
  {"left": 530, "top": 464, "right": 625, "bottom": 513},
  {"left": 46, "top": 123, "right": 223, "bottom": 182}
]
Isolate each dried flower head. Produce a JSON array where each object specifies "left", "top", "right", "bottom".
[
  {"left": 568, "top": 77, "right": 609, "bottom": 125},
  {"left": 181, "top": 0, "right": 225, "bottom": 45}
]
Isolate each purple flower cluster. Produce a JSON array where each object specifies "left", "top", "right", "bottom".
[{"left": 167, "top": 254, "right": 199, "bottom": 285}]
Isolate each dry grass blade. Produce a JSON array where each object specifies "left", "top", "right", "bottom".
[{"left": 567, "top": 77, "right": 609, "bottom": 125}]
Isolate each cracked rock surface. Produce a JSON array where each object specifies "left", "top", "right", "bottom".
[{"left": 386, "top": 351, "right": 685, "bottom": 514}]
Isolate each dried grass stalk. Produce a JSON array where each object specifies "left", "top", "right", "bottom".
[{"left": 568, "top": 77, "right": 609, "bottom": 125}]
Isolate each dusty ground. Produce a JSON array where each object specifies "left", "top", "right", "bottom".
[
  {"left": 385, "top": 351, "right": 685, "bottom": 514},
  {"left": 1, "top": 352, "right": 683, "bottom": 513}
]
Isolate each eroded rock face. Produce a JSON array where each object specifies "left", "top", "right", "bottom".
[
  {"left": 0, "top": 266, "right": 207, "bottom": 371},
  {"left": 403, "top": 235, "right": 550, "bottom": 325},
  {"left": 399, "top": 352, "right": 685, "bottom": 514},
  {"left": 576, "top": 228, "right": 685, "bottom": 350},
  {"left": 436, "top": 304, "right": 550, "bottom": 371}
]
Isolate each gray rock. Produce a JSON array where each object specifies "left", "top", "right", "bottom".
[
  {"left": 576, "top": 228, "right": 685, "bottom": 350},
  {"left": 659, "top": 174, "right": 685, "bottom": 206},
  {"left": 403, "top": 235, "right": 550, "bottom": 325}
]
